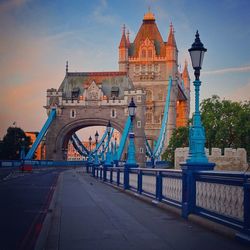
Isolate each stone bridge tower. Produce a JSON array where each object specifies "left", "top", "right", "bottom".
[
  {"left": 118, "top": 10, "right": 190, "bottom": 149},
  {"left": 45, "top": 71, "right": 146, "bottom": 166}
]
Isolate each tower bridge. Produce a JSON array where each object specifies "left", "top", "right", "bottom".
[
  {"left": 24, "top": 10, "right": 190, "bottom": 166},
  {"left": 1, "top": 11, "right": 249, "bottom": 247}
]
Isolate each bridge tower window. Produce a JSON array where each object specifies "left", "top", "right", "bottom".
[
  {"left": 111, "top": 109, "right": 116, "bottom": 118},
  {"left": 70, "top": 109, "right": 76, "bottom": 118},
  {"left": 146, "top": 112, "right": 152, "bottom": 124},
  {"left": 137, "top": 120, "right": 141, "bottom": 128},
  {"left": 141, "top": 49, "right": 146, "bottom": 58},
  {"left": 148, "top": 49, "right": 153, "bottom": 58}
]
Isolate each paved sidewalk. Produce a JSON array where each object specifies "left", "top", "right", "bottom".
[{"left": 45, "top": 169, "right": 248, "bottom": 250}]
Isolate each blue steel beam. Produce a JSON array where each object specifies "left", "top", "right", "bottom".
[
  {"left": 116, "top": 116, "right": 131, "bottom": 161},
  {"left": 25, "top": 108, "right": 56, "bottom": 160},
  {"left": 98, "top": 128, "right": 114, "bottom": 157},
  {"left": 153, "top": 77, "right": 172, "bottom": 159},
  {"left": 71, "top": 126, "right": 112, "bottom": 157},
  {"left": 145, "top": 138, "right": 153, "bottom": 158},
  {"left": 71, "top": 135, "right": 89, "bottom": 156}
]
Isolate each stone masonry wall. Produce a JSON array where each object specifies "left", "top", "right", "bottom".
[{"left": 175, "top": 147, "right": 249, "bottom": 171}]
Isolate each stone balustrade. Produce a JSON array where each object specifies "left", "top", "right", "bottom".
[{"left": 175, "top": 147, "right": 248, "bottom": 171}]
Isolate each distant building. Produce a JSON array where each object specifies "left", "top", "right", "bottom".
[{"left": 25, "top": 132, "right": 45, "bottom": 160}]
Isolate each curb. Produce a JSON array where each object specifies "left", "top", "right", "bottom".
[{"left": 35, "top": 172, "right": 64, "bottom": 250}]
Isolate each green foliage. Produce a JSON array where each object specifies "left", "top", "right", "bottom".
[
  {"left": 201, "top": 95, "right": 250, "bottom": 160},
  {"left": 162, "top": 95, "right": 250, "bottom": 163},
  {"left": 0, "top": 127, "right": 31, "bottom": 160},
  {"left": 162, "top": 126, "right": 189, "bottom": 163}
]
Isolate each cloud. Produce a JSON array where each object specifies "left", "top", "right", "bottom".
[
  {"left": 91, "top": 0, "right": 116, "bottom": 25},
  {"left": 0, "top": 0, "right": 29, "bottom": 13},
  {"left": 203, "top": 65, "right": 250, "bottom": 75}
]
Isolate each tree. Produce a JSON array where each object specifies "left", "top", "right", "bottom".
[
  {"left": 201, "top": 95, "right": 250, "bottom": 159},
  {"left": 0, "top": 127, "right": 31, "bottom": 160},
  {"left": 162, "top": 126, "right": 189, "bottom": 164},
  {"left": 162, "top": 95, "right": 250, "bottom": 163}
]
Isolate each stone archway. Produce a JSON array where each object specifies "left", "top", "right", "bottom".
[
  {"left": 55, "top": 118, "right": 124, "bottom": 160},
  {"left": 45, "top": 85, "right": 146, "bottom": 166}
]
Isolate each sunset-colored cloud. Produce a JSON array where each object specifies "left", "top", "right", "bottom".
[{"left": 203, "top": 65, "right": 250, "bottom": 75}]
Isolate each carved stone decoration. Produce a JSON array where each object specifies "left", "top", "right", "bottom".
[
  {"left": 196, "top": 182, "right": 244, "bottom": 221},
  {"left": 162, "top": 177, "right": 182, "bottom": 202},
  {"left": 86, "top": 81, "right": 102, "bottom": 101}
]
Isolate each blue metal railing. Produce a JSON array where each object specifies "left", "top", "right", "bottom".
[
  {"left": 91, "top": 166, "right": 250, "bottom": 239},
  {"left": 25, "top": 108, "right": 56, "bottom": 160}
]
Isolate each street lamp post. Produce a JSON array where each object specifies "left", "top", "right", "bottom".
[
  {"left": 113, "top": 137, "right": 118, "bottom": 167},
  {"left": 186, "top": 30, "right": 214, "bottom": 168},
  {"left": 89, "top": 136, "right": 92, "bottom": 152},
  {"left": 181, "top": 31, "right": 214, "bottom": 219},
  {"left": 88, "top": 136, "right": 94, "bottom": 176},
  {"left": 94, "top": 131, "right": 99, "bottom": 167},
  {"left": 124, "top": 98, "right": 138, "bottom": 189},
  {"left": 125, "top": 98, "right": 138, "bottom": 167},
  {"left": 104, "top": 121, "right": 112, "bottom": 181}
]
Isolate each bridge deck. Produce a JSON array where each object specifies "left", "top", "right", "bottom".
[{"left": 46, "top": 169, "right": 248, "bottom": 250}]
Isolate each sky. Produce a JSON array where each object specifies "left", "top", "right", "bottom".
[{"left": 0, "top": 0, "right": 250, "bottom": 139}]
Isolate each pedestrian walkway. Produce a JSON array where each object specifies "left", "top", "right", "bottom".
[{"left": 45, "top": 169, "right": 248, "bottom": 250}]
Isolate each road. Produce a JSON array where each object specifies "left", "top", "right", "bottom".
[
  {"left": 46, "top": 169, "right": 249, "bottom": 250},
  {"left": 0, "top": 167, "right": 64, "bottom": 250}
]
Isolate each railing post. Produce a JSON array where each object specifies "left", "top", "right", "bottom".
[
  {"left": 124, "top": 167, "right": 130, "bottom": 190},
  {"left": 181, "top": 168, "right": 196, "bottom": 218},
  {"left": 236, "top": 175, "right": 250, "bottom": 243},
  {"left": 243, "top": 180, "right": 250, "bottom": 233},
  {"left": 117, "top": 169, "right": 120, "bottom": 186},
  {"left": 103, "top": 165, "right": 107, "bottom": 182},
  {"left": 181, "top": 162, "right": 214, "bottom": 219},
  {"left": 110, "top": 168, "right": 113, "bottom": 183},
  {"left": 156, "top": 171, "right": 162, "bottom": 201},
  {"left": 138, "top": 170, "right": 142, "bottom": 194},
  {"left": 92, "top": 165, "right": 95, "bottom": 177}
]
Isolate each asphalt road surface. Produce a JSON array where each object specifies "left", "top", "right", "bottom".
[{"left": 0, "top": 167, "right": 64, "bottom": 250}]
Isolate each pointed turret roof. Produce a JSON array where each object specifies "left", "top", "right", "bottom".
[
  {"left": 182, "top": 60, "right": 190, "bottom": 79},
  {"left": 119, "top": 24, "right": 127, "bottom": 49},
  {"left": 167, "top": 23, "right": 177, "bottom": 47},
  {"left": 126, "top": 30, "right": 130, "bottom": 46},
  {"left": 131, "top": 10, "right": 165, "bottom": 57}
]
